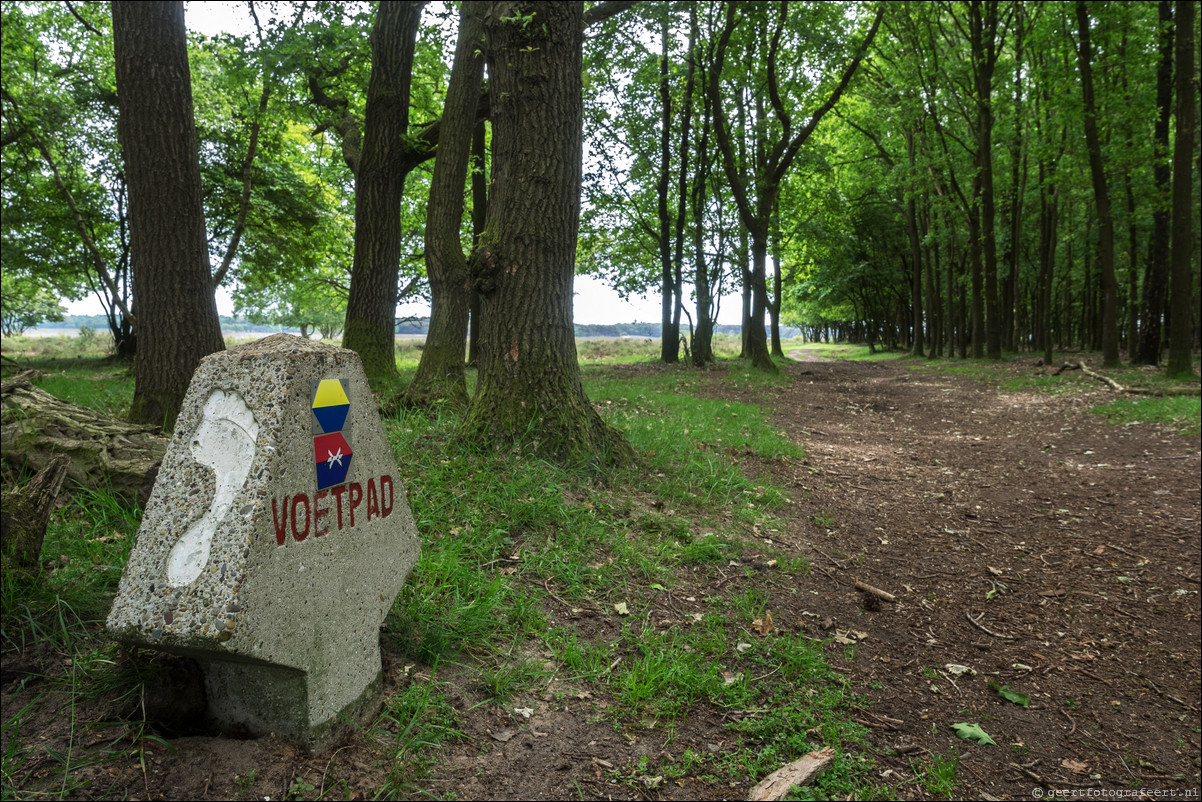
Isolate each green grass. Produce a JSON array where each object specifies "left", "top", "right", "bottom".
[
  {"left": 2, "top": 336, "right": 877, "bottom": 799},
  {"left": 1, "top": 333, "right": 133, "bottom": 417},
  {"left": 1090, "top": 396, "right": 1201, "bottom": 436},
  {"left": 909, "top": 749, "right": 960, "bottom": 799},
  {"left": 894, "top": 348, "right": 1200, "bottom": 435},
  {"left": 371, "top": 668, "right": 465, "bottom": 795},
  {"left": 791, "top": 342, "right": 908, "bottom": 362}
]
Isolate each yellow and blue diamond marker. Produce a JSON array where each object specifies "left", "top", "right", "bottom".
[{"left": 311, "top": 379, "right": 350, "bottom": 433}]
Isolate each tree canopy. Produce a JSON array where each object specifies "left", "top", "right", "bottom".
[{"left": 2, "top": 0, "right": 1199, "bottom": 443}]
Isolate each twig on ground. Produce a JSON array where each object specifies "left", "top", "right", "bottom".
[
  {"left": 1077, "top": 668, "right": 1113, "bottom": 687},
  {"left": 809, "top": 546, "right": 854, "bottom": 568},
  {"left": 965, "top": 610, "right": 1016, "bottom": 640},
  {"left": 542, "top": 580, "right": 595, "bottom": 613}
]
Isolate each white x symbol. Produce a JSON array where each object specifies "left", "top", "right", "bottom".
[{"left": 326, "top": 448, "right": 344, "bottom": 469}]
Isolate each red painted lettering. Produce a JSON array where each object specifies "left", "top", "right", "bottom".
[
  {"left": 381, "top": 475, "right": 394, "bottom": 517},
  {"left": 367, "top": 479, "right": 379, "bottom": 521},
  {"left": 272, "top": 496, "right": 290, "bottom": 545},
  {"left": 291, "top": 493, "right": 311, "bottom": 541},
  {"left": 331, "top": 484, "right": 347, "bottom": 530},
  {"left": 313, "top": 490, "right": 329, "bottom": 537},
  {"left": 348, "top": 483, "right": 362, "bottom": 527}
]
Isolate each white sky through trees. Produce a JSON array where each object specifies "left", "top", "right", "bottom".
[{"left": 67, "top": 1, "right": 740, "bottom": 327}]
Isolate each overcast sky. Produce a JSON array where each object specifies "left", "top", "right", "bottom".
[{"left": 70, "top": 2, "right": 740, "bottom": 326}]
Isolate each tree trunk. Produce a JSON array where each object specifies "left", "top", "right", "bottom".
[
  {"left": 342, "top": 2, "right": 425, "bottom": 382},
  {"left": 671, "top": 7, "right": 697, "bottom": 365},
  {"left": 692, "top": 60, "right": 716, "bottom": 368},
  {"left": 399, "top": 2, "right": 484, "bottom": 409},
  {"left": 927, "top": 224, "right": 941, "bottom": 358},
  {"left": 112, "top": 1, "right": 224, "bottom": 430},
  {"left": 1166, "top": 0, "right": 1196, "bottom": 378},
  {"left": 2, "top": 375, "right": 167, "bottom": 505},
  {"left": 969, "top": 168, "right": 984, "bottom": 358},
  {"left": 1136, "top": 1, "right": 1174, "bottom": 366},
  {"left": 905, "top": 128, "right": 924, "bottom": 357},
  {"left": 464, "top": 1, "right": 632, "bottom": 465},
  {"left": 769, "top": 246, "right": 783, "bottom": 358},
  {"left": 1075, "top": 0, "right": 1121, "bottom": 368},
  {"left": 657, "top": 12, "right": 679, "bottom": 364},
  {"left": 1, "top": 455, "right": 69, "bottom": 574},
  {"left": 971, "top": 0, "right": 1002, "bottom": 360},
  {"left": 468, "top": 120, "right": 488, "bottom": 368}
]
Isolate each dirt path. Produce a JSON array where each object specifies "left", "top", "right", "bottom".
[
  {"left": 735, "top": 356, "right": 1202, "bottom": 799},
  {"left": 4, "top": 357, "right": 1197, "bottom": 801}
]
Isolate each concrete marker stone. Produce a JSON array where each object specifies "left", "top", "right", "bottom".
[{"left": 107, "top": 334, "right": 420, "bottom": 750}]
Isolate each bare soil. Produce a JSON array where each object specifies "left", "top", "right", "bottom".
[{"left": 3, "top": 354, "right": 1199, "bottom": 800}]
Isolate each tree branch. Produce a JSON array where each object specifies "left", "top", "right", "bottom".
[
  {"left": 776, "top": 3, "right": 885, "bottom": 184},
  {"left": 583, "top": 1, "right": 638, "bottom": 28}
]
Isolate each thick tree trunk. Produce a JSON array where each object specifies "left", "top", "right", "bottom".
[
  {"left": 1075, "top": 1, "right": 1121, "bottom": 368},
  {"left": 112, "top": 1, "right": 224, "bottom": 430},
  {"left": 2, "top": 375, "right": 167, "bottom": 505},
  {"left": 1135, "top": 1, "right": 1174, "bottom": 366},
  {"left": 342, "top": 2, "right": 425, "bottom": 382},
  {"left": 399, "top": 2, "right": 484, "bottom": 409},
  {"left": 464, "top": 1, "right": 631, "bottom": 465},
  {"left": 1166, "top": 0, "right": 1196, "bottom": 378}
]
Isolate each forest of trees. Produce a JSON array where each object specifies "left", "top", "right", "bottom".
[{"left": 2, "top": 1, "right": 1199, "bottom": 457}]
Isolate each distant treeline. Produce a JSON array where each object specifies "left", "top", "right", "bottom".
[
  {"left": 40, "top": 315, "right": 799, "bottom": 340},
  {"left": 38, "top": 315, "right": 294, "bottom": 334}
]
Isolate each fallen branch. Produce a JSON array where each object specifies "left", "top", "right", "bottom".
[
  {"left": 1077, "top": 362, "right": 1124, "bottom": 390},
  {"left": 855, "top": 580, "right": 896, "bottom": 603},
  {"left": 965, "top": 610, "right": 1016, "bottom": 640},
  {"left": 1058, "top": 361, "right": 1200, "bottom": 396},
  {"left": 748, "top": 747, "right": 835, "bottom": 801}
]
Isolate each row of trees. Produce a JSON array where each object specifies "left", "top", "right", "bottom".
[
  {"left": 3, "top": 1, "right": 1198, "bottom": 463},
  {"left": 583, "top": 0, "right": 1198, "bottom": 377},
  {"left": 789, "top": 1, "right": 1198, "bottom": 374}
]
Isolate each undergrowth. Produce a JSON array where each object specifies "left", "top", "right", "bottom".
[{"left": 2, "top": 338, "right": 882, "bottom": 800}]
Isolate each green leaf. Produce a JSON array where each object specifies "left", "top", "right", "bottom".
[
  {"left": 950, "top": 722, "right": 996, "bottom": 745},
  {"left": 988, "top": 681, "right": 1030, "bottom": 707}
]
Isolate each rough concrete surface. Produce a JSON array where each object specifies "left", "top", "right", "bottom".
[{"left": 108, "top": 334, "right": 420, "bottom": 749}]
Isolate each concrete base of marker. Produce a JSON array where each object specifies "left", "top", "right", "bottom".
[
  {"left": 200, "top": 659, "right": 383, "bottom": 749},
  {"left": 107, "top": 335, "right": 420, "bottom": 751}
]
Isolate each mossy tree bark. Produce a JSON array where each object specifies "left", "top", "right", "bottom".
[
  {"left": 341, "top": 2, "right": 424, "bottom": 383},
  {"left": 398, "top": 2, "right": 485, "bottom": 410},
  {"left": 463, "top": 1, "right": 632, "bottom": 466},
  {"left": 112, "top": 1, "right": 224, "bottom": 430}
]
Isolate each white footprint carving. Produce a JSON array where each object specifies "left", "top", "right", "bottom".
[{"left": 166, "top": 390, "right": 259, "bottom": 587}]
